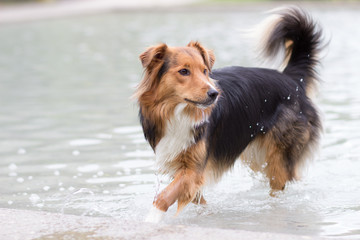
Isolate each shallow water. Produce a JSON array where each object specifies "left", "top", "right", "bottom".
[{"left": 1, "top": 6, "right": 360, "bottom": 238}]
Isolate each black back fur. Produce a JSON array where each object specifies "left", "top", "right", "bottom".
[{"left": 205, "top": 7, "right": 323, "bottom": 173}]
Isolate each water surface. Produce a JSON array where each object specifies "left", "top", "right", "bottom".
[{"left": 0, "top": 6, "right": 360, "bottom": 238}]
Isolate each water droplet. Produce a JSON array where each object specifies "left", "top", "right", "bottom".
[
  {"left": 260, "top": 126, "right": 264, "bottom": 131},
  {"left": 300, "top": 111, "right": 303, "bottom": 114},
  {"left": 43, "top": 186, "right": 50, "bottom": 191},
  {"left": 287, "top": 94, "right": 291, "bottom": 100},
  {"left": 29, "top": 194, "right": 40, "bottom": 204},
  {"left": 8, "top": 163, "right": 17, "bottom": 170},
  {"left": 36, "top": 203, "right": 44, "bottom": 208},
  {"left": 249, "top": 125, "right": 252, "bottom": 129},
  {"left": 16, "top": 177, "right": 24, "bottom": 183},
  {"left": 300, "top": 78, "right": 304, "bottom": 82},
  {"left": 264, "top": 99, "right": 267, "bottom": 103},
  {"left": 250, "top": 134, "right": 254, "bottom": 138},
  {"left": 17, "top": 148, "right": 26, "bottom": 155},
  {"left": 7, "top": 200, "right": 13, "bottom": 205},
  {"left": 72, "top": 150, "right": 80, "bottom": 156},
  {"left": 296, "top": 86, "right": 299, "bottom": 91},
  {"left": 256, "top": 122, "right": 259, "bottom": 126},
  {"left": 73, "top": 188, "right": 94, "bottom": 195}
]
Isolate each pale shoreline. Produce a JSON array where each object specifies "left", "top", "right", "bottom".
[{"left": 0, "top": 208, "right": 334, "bottom": 240}]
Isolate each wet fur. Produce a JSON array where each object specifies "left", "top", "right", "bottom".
[{"left": 135, "top": 7, "right": 323, "bottom": 219}]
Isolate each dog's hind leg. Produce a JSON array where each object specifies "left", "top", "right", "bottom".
[
  {"left": 263, "top": 134, "right": 290, "bottom": 192},
  {"left": 263, "top": 106, "right": 320, "bottom": 194}
]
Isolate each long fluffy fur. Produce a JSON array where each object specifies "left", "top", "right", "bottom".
[
  {"left": 206, "top": 6, "right": 322, "bottom": 184},
  {"left": 256, "top": 7, "right": 323, "bottom": 96},
  {"left": 136, "top": 6, "right": 323, "bottom": 221}
]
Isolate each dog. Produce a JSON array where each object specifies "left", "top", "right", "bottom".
[{"left": 134, "top": 6, "right": 323, "bottom": 223}]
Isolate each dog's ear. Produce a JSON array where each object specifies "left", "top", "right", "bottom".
[
  {"left": 140, "top": 43, "right": 168, "bottom": 69},
  {"left": 187, "top": 41, "right": 215, "bottom": 70},
  {"left": 134, "top": 44, "right": 168, "bottom": 100}
]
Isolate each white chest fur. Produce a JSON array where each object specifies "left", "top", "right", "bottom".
[{"left": 155, "top": 103, "right": 204, "bottom": 174}]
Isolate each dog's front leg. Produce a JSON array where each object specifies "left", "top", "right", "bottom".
[
  {"left": 192, "top": 191, "right": 207, "bottom": 205},
  {"left": 145, "top": 168, "right": 204, "bottom": 223}
]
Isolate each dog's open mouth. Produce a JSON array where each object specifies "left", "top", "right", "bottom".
[{"left": 184, "top": 97, "right": 216, "bottom": 109}]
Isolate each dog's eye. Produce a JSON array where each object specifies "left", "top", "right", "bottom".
[{"left": 178, "top": 69, "right": 190, "bottom": 76}]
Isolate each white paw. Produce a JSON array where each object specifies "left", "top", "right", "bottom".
[{"left": 144, "top": 206, "right": 165, "bottom": 223}]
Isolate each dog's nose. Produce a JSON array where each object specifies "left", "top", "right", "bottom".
[{"left": 207, "top": 89, "right": 219, "bottom": 100}]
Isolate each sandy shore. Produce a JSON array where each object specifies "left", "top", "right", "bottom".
[{"left": 0, "top": 208, "right": 333, "bottom": 240}]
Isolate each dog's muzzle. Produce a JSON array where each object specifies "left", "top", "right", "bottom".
[
  {"left": 185, "top": 89, "right": 219, "bottom": 108},
  {"left": 207, "top": 89, "right": 219, "bottom": 102}
]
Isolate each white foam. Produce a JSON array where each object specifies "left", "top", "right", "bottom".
[
  {"left": 144, "top": 206, "right": 165, "bottom": 223},
  {"left": 77, "top": 164, "right": 100, "bottom": 173},
  {"left": 113, "top": 126, "right": 142, "bottom": 134},
  {"left": 69, "top": 139, "right": 102, "bottom": 147},
  {"left": 45, "top": 164, "right": 67, "bottom": 170}
]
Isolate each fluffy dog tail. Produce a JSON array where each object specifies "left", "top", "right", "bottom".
[{"left": 256, "top": 7, "right": 324, "bottom": 95}]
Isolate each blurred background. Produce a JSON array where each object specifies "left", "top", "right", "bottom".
[
  {"left": 0, "top": 0, "right": 360, "bottom": 239},
  {"left": 1, "top": 0, "right": 359, "bottom": 23}
]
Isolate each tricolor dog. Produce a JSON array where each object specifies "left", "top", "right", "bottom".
[{"left": 134, "top": 7, "right": 323, "bottom": 222}]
